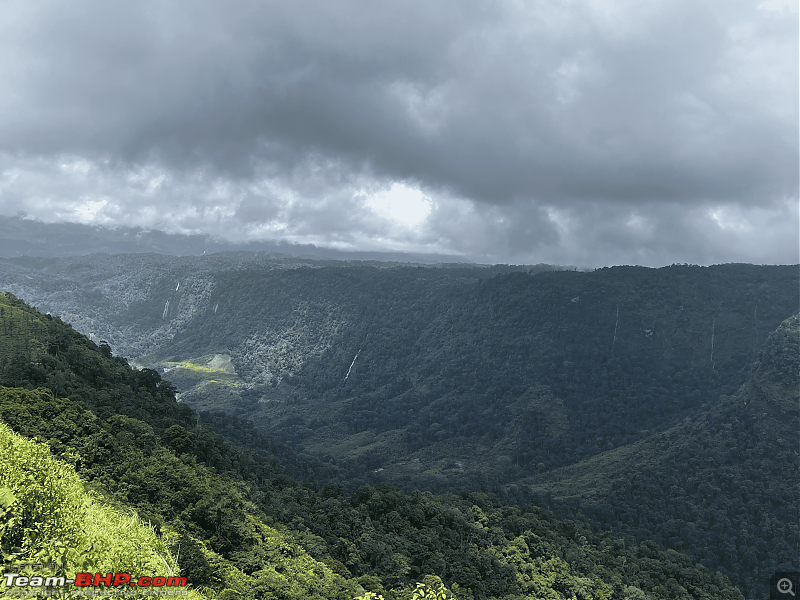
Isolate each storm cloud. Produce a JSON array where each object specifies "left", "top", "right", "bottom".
[{"left": 0, "top": 0, "right": 796, "bottom": 266}]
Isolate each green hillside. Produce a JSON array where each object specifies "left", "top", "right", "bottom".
[
  {"left": 520, "top": 315, "right": 800, "bottom": 596},
  {"left": 0, "top": 292, "right": 748, "bottom": 599},
  {"left": 1, "top": 258, "right": 798, "bottom": 597},
  {"left": 0, "top": 418, "right": 206, "bottom": 599},
  {"left": 134, "top": 261, "right": 798, "bottom": 520}
]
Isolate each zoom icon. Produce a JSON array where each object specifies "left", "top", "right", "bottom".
[{"left": 772, "top": 572, "right": 800, "bottom": 599}]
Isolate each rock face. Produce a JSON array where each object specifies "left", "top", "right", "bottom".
[{"left": 0, "top": 257, "right": 797, "bottom": 486}]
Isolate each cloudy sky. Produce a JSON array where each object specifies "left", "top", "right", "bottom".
[{"left": 0, "top": 0, "right": 796, "bottom": 267}]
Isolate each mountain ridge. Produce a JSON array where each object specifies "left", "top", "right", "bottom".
[{"left": 519, "top": 314, "right": 799, "bottom": 595}]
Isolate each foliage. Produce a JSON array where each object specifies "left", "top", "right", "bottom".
[
  {"left": 0, "top": 419, "right": 206, "bottom": 599},
  {"left": 522, "top": 314, "right": 800, "bottom": 597},
  {"left": 0, "top": 283, "right": 792, "bottom": 598},
  {"left": 0, "top": 386, "right": 358, "bottom": 600}
]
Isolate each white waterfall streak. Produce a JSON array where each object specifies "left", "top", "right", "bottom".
[
  {"left": 344, "top": 350, "right": 361, "bottom": 381},
  {"left": 612, "top": 306, "right": 619, "bottom": 350},
  {"left": 752, "top": 306, "right": 758, "bottom": 359},
  {"left": 711, "top": 315, "right": 715, "bottom": 368}
]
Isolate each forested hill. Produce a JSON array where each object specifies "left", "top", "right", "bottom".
[
  {"left": 522, "top": 314, "right": 800, "bottom": 598},
  {"left": 0, "top": 291, "right": 748, "bottom": 599},
  {"left": 2, "top": 256, "right": 795, "bottom": 491}
]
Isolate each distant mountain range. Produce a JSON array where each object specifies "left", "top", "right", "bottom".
[
  {"left": 0, "top": 251, "right": 797, "bottom": 597},
  {"left": 0, "top": 216, "right": 471, "bottom": 263}
]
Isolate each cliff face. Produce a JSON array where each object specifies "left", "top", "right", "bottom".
[
  {"left": 1, "top": 255, "right": 798, "bottom": 600},
  {"left": 0, "top": 292, "right": 752, "bottom": 600}
]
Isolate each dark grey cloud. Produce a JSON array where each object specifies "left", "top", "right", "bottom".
[{"left": 0, "top": 0, "right": 796, "bottom": 267}]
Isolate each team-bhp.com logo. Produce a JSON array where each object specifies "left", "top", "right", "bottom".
[
  {"left": 5, "top": 573, "right": 187, "bottom": 588},
  {"left": 3, "top": 567, "right": 187, "bottom": 595}
]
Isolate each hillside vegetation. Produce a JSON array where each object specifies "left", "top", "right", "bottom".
[
  {"left": 0, "top": 291, "right": 749, "bottom": 599},
  {"left": 1, "top": 257, "right": 798, "bottom": 597},
  {"left": 0, "top": 418, "right": 206, "bottom": 598},
  {"left": 2, "top": 257, "right": 795, "bottom": 481},
  {"left": 522, "top": 315, "right": 800, "bottom": 594}
]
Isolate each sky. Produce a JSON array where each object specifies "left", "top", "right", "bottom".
[{"left": 0, "top": 0, "right": 796, "bottom": 268}]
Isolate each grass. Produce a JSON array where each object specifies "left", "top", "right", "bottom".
[
  {"left": 0, "top": 418, "right": 207, "bottom": 598},
  {"left": 158, "top": 354, "right": 240, "bottom": 390}
]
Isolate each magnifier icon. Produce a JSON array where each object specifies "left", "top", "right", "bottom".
[{"left": 778, "top": 578, "right": 795, "bottom": 596}]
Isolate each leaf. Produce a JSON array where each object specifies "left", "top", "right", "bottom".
[{"left": 0, "top": 487, "right": 17, "bottom": 509}]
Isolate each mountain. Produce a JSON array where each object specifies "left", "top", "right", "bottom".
[
  {"left": 2, "top": 256, "right": 795, "bottom": 478},
  {"left": 0, "top": 216, "right": 470, "bottom": 263},
  {"left": 0, "top": 255, "right": 798, "bottom": 597},
  {"left": 0, "top": 418, "right": 206, "bottom": 600},
  {"left": 0, "top": 291, "right": 748, "bottom": 599}
]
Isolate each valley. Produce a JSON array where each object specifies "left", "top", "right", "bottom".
[
  {"left": 0, "top": 289, "right": 752, "bottom": 600},
  {"left": 0, "top": 253, "right": 798, "bottom": 597}
]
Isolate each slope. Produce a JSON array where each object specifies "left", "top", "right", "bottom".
[
  {"left": 0, "top": 291, "right": 748, "bottom": 600},
  {"left": 0, "top": 419, "right": 206, "bottom": 599},
  {"left": 519, "top": 315, "right": 800, "bottom": 598},
  {"left": 162, "top": 261, "right": 797, "bottom": 493}
]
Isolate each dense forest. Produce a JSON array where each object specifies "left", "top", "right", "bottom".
[
  {"left": 1, "top": 256, "right": 798, "bottom": 597},
  {"left": 2, "top": 257, "right": 796, "bottom": 485},
  {"left": 0, "top": 291, "right": 756, "bottom": 599},
  {"left": 521, "top": 315, "right": 800, "bottom": 594}
]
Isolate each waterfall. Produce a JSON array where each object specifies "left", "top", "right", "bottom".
[
  {"left": 344, "top": 350, "right": 361, "bottom": 382},
  {"left": 612, "top": 306, "right": 619, "bottom": 350}
]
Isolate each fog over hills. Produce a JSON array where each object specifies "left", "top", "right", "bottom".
[{"left": 0, "top": 216, "right": 471, "bottom": 264}]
